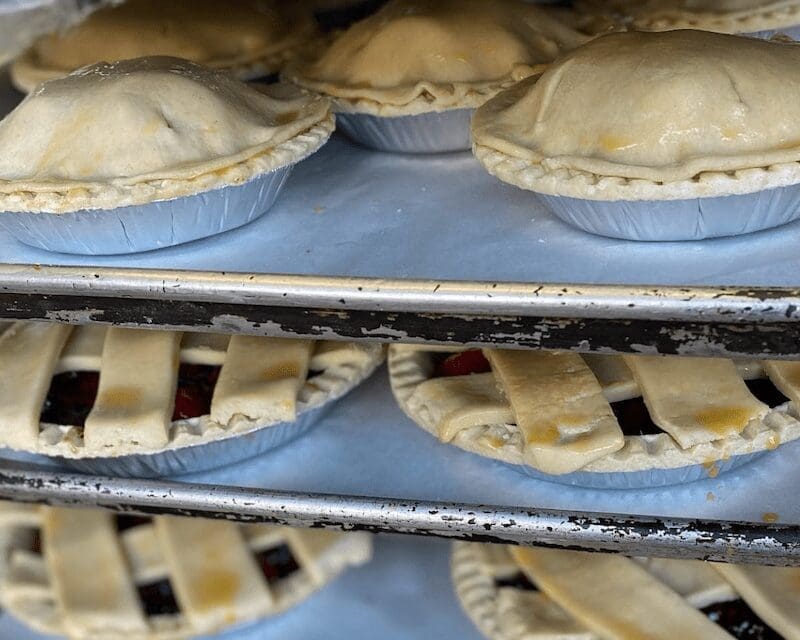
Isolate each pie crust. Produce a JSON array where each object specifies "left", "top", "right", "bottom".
[
  {"left": 388, "top": 345, "right": 800, "bottom": 475},
  {"left": 472, "top": 30, "right": 800, "bottom": 201},
  {"left": 286, "top": 0, "right": 588, "bottom": 117},
  {"left": 576, "top": 0, "right": 800, "bottom": 34},
  {"left": 0, "top": 322, "right": 383, "bottom": 458},
  {"left": 10, "top": 0, "right": 319, "bottom": 93},
  {"left": 0, "top": 503, "right": 372, "bottom": 640},
  {"left": 0, "top": 57, "right": 334, "bottom": 214},
  {"left": 452, "top": 542, "right": 798, "bottom": 640}
]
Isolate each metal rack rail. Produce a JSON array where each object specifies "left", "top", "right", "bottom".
[
  {"left": 1, "top": 264, "right": 800, "bottom": 359},
  {"left": 0, "top": 463, "right": 797, "bottom": 566}
]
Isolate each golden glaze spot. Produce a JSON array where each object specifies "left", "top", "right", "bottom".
[
  {"left": 195, "top": 568, "right": 240, "bottom": 613},
  {"left": 694, "top": 406, "right": 752, "bottom": 436},
  {"left": 762, "top": 512, "right": 779, "bottom": 523},
  {"left": 97, "top": 386, "right": 141, "bottom": 410},
  {"left": 274, "top": 110, "right": 298, "bottom": 126},
  {"left": 263, "top": 361, "right": 299, "bottom": 381},
  {"left": 598, "top": 133, "right": 635, "bottom": 153},
  {"left": 767, "top": 434, "right": 781, "bottom": 451}
]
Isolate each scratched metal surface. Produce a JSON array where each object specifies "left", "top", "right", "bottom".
[{"left": 2, "top": 368, "right": 800, "bottom": 564}]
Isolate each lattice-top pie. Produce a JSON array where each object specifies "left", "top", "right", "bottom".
[
  {"left": 0, "top": 322, "right": 382, "bottom": 458},
  {"left": 472, "top": 29, "right": 800, "bottom": 202},
  {"left": 576, "top": 0, "right": 800, "bottom": 34},
  {"left": 10, "top": 0, "right": 319, "bottom": 93},
  {"left": 453, "top": 541, "right": 799, "bottom": 640},
  {"left": 389, "top": 345, "right": 800, "bottom": 476},
  {"left": 286, "top": 0, "right": 588, "bottom": 116},
  {"left": 0, "top": 503, "right": 372, "bottom": 639},
  {"left": 0, "top": 56, "right": 333, "bottom": 214}
]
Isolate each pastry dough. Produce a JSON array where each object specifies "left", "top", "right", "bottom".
[
  {"left": 472, "top": 30, "right": 800, "bottom": 201},
  {"left": 0, "top": 322, "right": 383, "bottom": 458},
  {"left": 389, "top": 346, "right": 800, "bottom": 475},
  {"left": 577, "top": 0, "right": 800, "bottom": 34},
  {"left": 11, "top": 0, "right": 318, "bottom": 93},
  {"left": 511, "top": 547, "right": 733, "bottom": 639},
  {"left": 0, "top": 57, "right": 333, "bottom": 213},
  {"left": 287, "top": 0, "right": 587, "bottom": 116},
  {"left": 0, "top": 504, "right": 373, "bottom": 640},
  {"left": 623, "top": 355, "right": 769, "bottom": 448},
  {"left": 484, "top": 350, "right": 624, "bottom": 474}
]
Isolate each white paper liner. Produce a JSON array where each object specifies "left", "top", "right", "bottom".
[
  {"left": 388, "top": 346, "right": 800, "bottom": 489},
  {"left": 336, "top": 109, "right": 473, "bottom": 153},
  {"left": 7, "top": 347, "right": 384, "bottom": 478},
  {"left": 0, "top": 165, "right": 294, "bottom": 255},
  {"left": 536, "top": 182, "right": 800, "bottom": 241}
]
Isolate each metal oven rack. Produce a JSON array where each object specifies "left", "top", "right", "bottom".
[{"left": 0, "top": 264, "right": 799, "bottom": 566}]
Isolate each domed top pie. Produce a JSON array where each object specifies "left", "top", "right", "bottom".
[
  {"left": 0, "top": 57, "right": 333, "bottom": 213},
  {"left": 10, "top": 0, "right": 318, "bottom": 93},
  {"left": 576, "top": 0, "right": 800, "bottom": 34},
  {"left": 472, "top": 30, "right": 800, "bottom": 201},
  {"left": 286, "top": 0, "right": 588, "bottom": 116}
]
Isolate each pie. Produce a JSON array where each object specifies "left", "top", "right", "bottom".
[
  {"left": 0, "top": 503, "right": 372, "bottom": 639},
  {"left": 0, "top": 322, "right": 383, "bottom": 458},
  {"left": 0, "top": 56, "right": 334, "bottom": 214},
  {"left": 10, "top": 0, "right": 319, "bottom": 93},
  {"left": 576, "top": 0, "right": 800, "bottom": 34},
  {"left": 285, "top": 0, "right": 588, "bottom": 117},
  {"left": 453, "top": 541, "right": 800, "bottom": 640},
  {"left": 472, "top": 29, "right": 800, "bottom": 202},
  {"left": 388, "top": 345, "right": 800, "bottom": 477}
]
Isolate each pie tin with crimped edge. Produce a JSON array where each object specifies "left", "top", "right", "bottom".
[
  {"left": 536, "top": 182, "right": 800, "bottom": 241},
  {"left": 388, "top": 348, "right": 800, "bottom": 489},
  {"left": 13, "top": 352, "right": 384, "bottom": 478},
  {"left": 336, "top": 108, "right": 473, "bottom": 153},
  {"left": 0, "top": 165, "right": 294, "bottom": 255}
]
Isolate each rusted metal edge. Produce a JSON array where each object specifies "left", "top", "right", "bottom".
[
  {"left": 0, "top": 264, "right": 799, "bottom": 323},
  {"left": 0, "top": 463, "right": 797, "bottom": 566},
  {"left": 1, "top": 292, "right": 799, "bottom": 359}
]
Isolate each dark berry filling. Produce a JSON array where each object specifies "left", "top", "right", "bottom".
[
  {"left": 40, "top": 364, "right": 222, "bottom": 427},
  {"left": 494, "top": 571, "right": 538, "bottom": 592},
  {"left": 138, "top": 579, "right": 180, "bottom": 616},
  {"left": 433, "top": 350, "right": 492, "bottom": 378},
  {"left": 745, "top": 378, "right": 789, "bottom": 409},
  {"left": 703, "top": 598, "right": 782, "bottom": 639},
  {"left": 115, "top": 515, "right": 152, "bottom": 533},
  {"left": 255, "top": 543, "right": 300, "bottom": 585}
]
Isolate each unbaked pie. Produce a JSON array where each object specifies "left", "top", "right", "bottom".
[
  {"left": 576, "top": 0, "right": 800, "bottom": 34},
  {"left": 472, "top": 29, "right": 800, "bottom": 239},
  {"left": 10, "top": 0, "right": 319, "bottom": 93},
  {"left": 453, "top": 541, "right": 799, "bottom": 640},
  {"left": 0, "top": 322, "right": 383, "bottom": 463},
  {"left": 286, "top": 0, "right": 587, "bottom": 152},
  {"left": 0, "top": 503, "right": 372, "bottom": 639},
  {"left": 0, "top": 56, "right": 333, "bottom": 214},
  {"left": 473, "top": 29, "right": 800, "bottom": 201},
  {"left": 388, "top": 345, "right": 800, "bottom": 481}
]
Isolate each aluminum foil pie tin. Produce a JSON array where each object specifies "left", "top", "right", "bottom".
[
  {"left": 54, "top": 400, "right": 333, "bottom": 478},
  {"left": 510, "top": 450, "right": 766, "bottom": 490},
  {"left": 0, "top": 165, "right": 294, "bottom": 255},
  {"left": 537, "top": 182, "right": 800, "bottom": 241},
  {"left": 336, "top": 109, "right": 473, "bottom": 154},
  {"left": 750, "top": 25, "right": 800, "bottom": 40}
]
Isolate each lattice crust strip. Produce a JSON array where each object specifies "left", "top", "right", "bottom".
[
  {"left": 452, "top": 542, "right": 800, "bottom": 640},
  {"left": 0, "top": 504, "right": 373, "bottom": 640},
  {"left": 389, "top": 346, "right": 800, "bottom": 475},
  {"left": 0, "top": 322, "right": 383, "bottom": 457}
]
